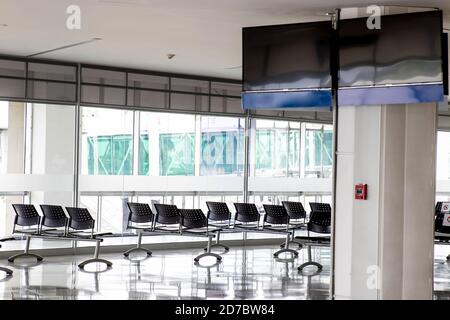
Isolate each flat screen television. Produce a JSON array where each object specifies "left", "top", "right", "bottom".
[
  {"left": 338, "top": 10, "right": 445, "bottom": 105},
  {"left": 243, "top": 21, "right": 332, "bottom": 92},
  {"left": 242, "top": 20, "right": 333, "bottom": 109}
]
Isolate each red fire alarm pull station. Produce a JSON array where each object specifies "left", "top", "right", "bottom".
[{"left": 355, "top": 184, "right": 367, "bottom": 200}]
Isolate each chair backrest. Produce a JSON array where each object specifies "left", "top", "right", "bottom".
[
  {"left": 179, "top": 209, "right": 208, "bottom": 229},
  {"left": 127, "top": 202, "right": 154, "bottom": 224},
  {"left": 234, "top": 203, "right": 260, "bottom": 223},
  {"left": 309, "top": 202, "right": 332, "bottom": 213},
  {"left": 263, "top": 204, "right": 289, "bottom": 225},
  {"left": 308, "top": 202, "right": 331, "bottom": 234},
  {"left": 206, "top": 201, "right": 232, "bottom": 221},
  {"left": 282, "top": 201, "right": 306, "bottom": 219},
  {"left": 154, "top": 203, "right": 181, "bottom": 225},
  {"left": 39, "top": 205, "right": 68, "bottom": 228},
  {"left": 435, "top": 202, "right": 450, "bottom": 234},
  {"left": 12, "top": 204, "right": 40, "bottom": 227},
  {"left": 65, "top": 207, "right": 95, "bottom": 230}
]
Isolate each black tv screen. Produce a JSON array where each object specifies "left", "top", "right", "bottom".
[
  {"left": 243, "top": 21, "right": 332, "bottom": 92},
  {"left": 339, "top": 10, "right": 443, "bottom": 88}
]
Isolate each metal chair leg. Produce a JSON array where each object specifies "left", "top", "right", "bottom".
[
  {"left": 0, "top": 266, "right": 13, "bottom": 276},
  {"left": 8, "top": 236, "right": 43, "bottom": 263},
  {"left": 78, "top": 241, "right": 112, "bottom": 270},
  {"left": 203, "top": 231, "right": 229, "bottom": 252},
  {"left": 195, "top": 236, "right": 222, "bottom": 262},
  {"left": 124, "top": 233, "right": 152, "bottom": 257},
  {"left": 280, "top": 240, "right": 303, "bottom": 249},
  {"left": 274, "top": 233, "right": 298, "bottom": 258},
  {"left": 297, "top": 245, "right": 322, "bottom": 274}
]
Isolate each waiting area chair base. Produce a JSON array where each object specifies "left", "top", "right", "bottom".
[
  {"left": 78, "top": 258, "right": 113, "bottom": 270},
  {"left": 194, "top": 252, "right": 222, "bottom": 262},
  {"left": 123, "top": 247, "right": 152, "bottom": 258},
  {"left": 204, "top": 243, "right": 229, "bottom": 252},
  {"left": 8, "top": 252, "right": 43, "bottom": 263},
  {"left": 274, "top": 248, "right": 298, "bottom": 258},
  {"left": 297, "top": 261, "right": 323, "bottom": 273},
  {"left": 0, "top": 266, "right": 13, "bottom": 276}
]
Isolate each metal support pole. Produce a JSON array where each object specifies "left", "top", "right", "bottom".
[
  {"left": 137, "top": 232, "right": 143, "bottom": 248},
  {"left": 206, "top": 235, "right": 212, "bottom": 253},
  {"left": 94, "top": 241, "right": 100, "bottom": 259},
  {"left": 24, "top": 236, "right": 31, "bottom": 253},
  {"left": 329, "top": 7, "right": 341, "bottom": 300}
]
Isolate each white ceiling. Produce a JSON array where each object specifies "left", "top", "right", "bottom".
[{"left": 0, "top": 0, "right": 449, "bottom": 80}]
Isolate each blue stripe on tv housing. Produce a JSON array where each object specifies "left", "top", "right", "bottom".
[
  {"left": 242, "top": 90, "right": 332, "bottom": 110},
  {"left": 338, "top": 84, "right": 444, "bottom": 106}
]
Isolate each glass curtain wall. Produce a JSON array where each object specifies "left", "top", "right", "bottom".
[
  {"left": 249, "top": 119, "right": 332, "bottom": 213},
  {"left": 0, "top": 101, "right": 76, "bottom": 240}
]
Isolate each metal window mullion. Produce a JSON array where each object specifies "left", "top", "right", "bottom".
[
  {"left": 194, "top": 115, "right": 201, "bottom": 176},
  {"left": 73, "top": 63, "right": 81, "bottom": 207},
  {"left": 243, "top": 113, "right": 251, "bottom": 202},
  {"left": 133, "top": 110, "right": 140, "bottom": 176}
]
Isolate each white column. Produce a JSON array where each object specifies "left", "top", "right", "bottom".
[{"left": 334, "top": 103, "right": 437, "bottom": 300}]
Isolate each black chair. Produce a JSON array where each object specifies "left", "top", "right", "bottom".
[
  {"left": 11, "top": 204, "right": 41, "bottom": 235},
  {"left": 123, "top": 202, "right": 154, "bottom": 257},
  {"left": 7, "top": 204, "right": 44, "bottom": 263},
  {"left": 64, "top": 207, "right": 112, "bottom": 269},
  {"left": 39, "top": 205, "right": 69, "bottom": 235},
  {"left": 204, "top": 201, "right": 231, "bottom": 252},
  {"left": 206, "top": 201, "right": 232, "bottom": 228},
  {"left": 179, "top": 208, "right": 222, "bottom": 263},
  {"left": 153, "top": 203, "right": 182, "bottom": 232},
  {"left": 262, "top": 204, "right": 299, "bottom": 259},
  {"left": 233, "top": 203, "right": 261, "bottom": 229},
  {"left": 65, "top": 207, "right": 96, "bottom": 238},
  {"left": 296, "top": 202, "right": 331, "bottom": 273},
  {"left": 281, "top": 201, "right": 307, "bottom": 248}
]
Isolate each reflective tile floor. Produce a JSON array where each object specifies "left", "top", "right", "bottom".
[
  {"left": 2, "top": 244, "right": 450, "bottom": 300},
  {"left": 0, "top": 245, "right": 330, "bottom": 300}
]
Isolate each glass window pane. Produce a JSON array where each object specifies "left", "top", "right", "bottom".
[
  {"left": 200, "top": 116, "right": 244, "bottom": 176},
  {"left": 0, "top": 59, "right": 25, "bottom": 77},
  {"left": 81, "top": 68, "right": 126, "bottom": 86},
  {"left": 139, "top": 112, "right": 195, "bottom": 176},
  {"left": 0, "top": 78, "right": 25, "bottom": 98},
  {"left": 81, "top": 85, "right": 126, "bottom": 105},
  {"left": 128, "top": 73, "right": 169, "bottom": 90},
  {"left": 171, "top": 78, "right": 209, "bottom": 93},
  {"left": 170, "top": 93, "right": 208, "bottom": 111},
  {"left": 27, "top": 80, "right": 76, "bottom": 102},
  {"left": 81, "top": 107, "right": 134, "bottom": 175},
  {"left": 28, "top": 63, "right": 76, "bottom": 82},
  {"left": 127, "top": 89, "right": 168, "bottom": 109},
  {"left": 211, "top": 82, "right": 241, "bottom": 97},
  {"left": 303, "top": 123, "right": 333, "bottom": 178},
  {"left": 253, "top": 119, "right": 299, "bottom": 177}
]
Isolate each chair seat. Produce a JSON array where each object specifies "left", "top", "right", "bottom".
[{"left": 154, "top": 225, "right": 180, "bottom": 233}]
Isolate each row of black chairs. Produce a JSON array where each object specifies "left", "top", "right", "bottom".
[
  {"left": 0, "top": 201, "right": 331, "bottom": 276},
  {"left": 0, "top": 204, "right": 112, "bottom": 272},
  {"left": 125, "top": 201, "right": 331, "bottom": 268},
  {"left": 9, "top": 204, "right": 102, "bottom": 238}
]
